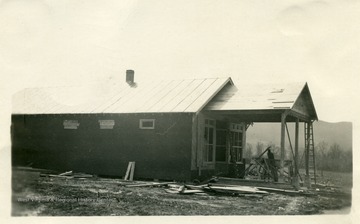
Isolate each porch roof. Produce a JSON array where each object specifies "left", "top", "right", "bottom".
[{"left": 204, "top": 82, "right": 318, "bottom": 122}]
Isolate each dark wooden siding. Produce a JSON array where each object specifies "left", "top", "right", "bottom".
[{"left": 11, "top": 113, "right": 193, "bottom": 181}]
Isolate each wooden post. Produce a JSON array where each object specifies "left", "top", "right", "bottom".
[
  {"left": 305, "top": 122, "right": 311, "bottom": 187},
  {"left": 279, "top": 112, "right": 287, "bottom": 182},
  {"left": 293, "top": 118, "right": 300, "bottom": 188},
  {"left": 129, "top": 162, "right": 135, "bottom": 181},
  {"left": 124, "top": 162, "right": 135, "bottom": 181}
]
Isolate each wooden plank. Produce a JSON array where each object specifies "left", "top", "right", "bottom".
[
  {"left": 125, "top": 182, "right": 174, "bottom": 188},
  {"left": 256, "top": 186, "right": 298, "bottom": 194},
  {"left": 59, "top": 171, "right": 73, "bottom": 176},
  {"left": 129, "top": 162, "right": 135, "bottom": 181},
  {"left": 180, "top": 189, "right": 205, "bottom": 194},
  {"left": 73, "top": 174, "right": 93, "bottom": 178},
  {"left": 124, "top": 162, "right": 132, "bottom": 180},
  {"left": 48, "top": 174, "right": 74, "bottom": 179},
  {"left": 165, "top": 189, "right": 181, "bottom": 194},
  {"left": 215, "top": 177, "right": 295, "bottom": 190},
  {"left": 165, "top": 188, "right": 205, "bottom": 195},
  {"left": 208, "top": 186, "right": 268, "bottom": 194},
  {"left": 185, "top": 184, "right": 208, "bottom": 190}
]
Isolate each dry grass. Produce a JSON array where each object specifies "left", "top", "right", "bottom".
[{"left": 12, "top": 169, "right": 352, "bottom": 216}]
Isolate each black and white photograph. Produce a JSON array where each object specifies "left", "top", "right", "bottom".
[{"left": 0, "top": 0, "right": 358, "bottom": 223}]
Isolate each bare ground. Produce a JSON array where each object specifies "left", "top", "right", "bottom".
[{"left": 11, "top": 169, "right": 352, "bottom": 216}]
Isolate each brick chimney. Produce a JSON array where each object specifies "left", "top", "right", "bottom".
[
  {"left": 126, "top": 69, "right": 137, "bottom": 87},
  {"left": 126, "top": 70, "right": 134, "bottom": 84}
]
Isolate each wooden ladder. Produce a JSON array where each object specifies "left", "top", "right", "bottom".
[{"left": 304, "top": 121, "right": 316, "bottom": 186}]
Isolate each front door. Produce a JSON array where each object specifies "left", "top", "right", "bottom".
[{"left": 229, "top": 123, "right": 244, "bottom": 163}]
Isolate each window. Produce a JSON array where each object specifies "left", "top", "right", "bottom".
[
  {"left": 229, "top": 123, "right": 244, "bottom": 162},
  {"left": 99, "top": 120, "right": 115, "bottom": 129},
  {"left": 216, "top": 129, "right": 227, "bottom": 162},
  {"left": 63, "top": 120, "right": 79, "bottom": 129},
  {"left": 140, "top": 119, "right": 155, "bottom": 129},
  {"left": 203, "top": 119, "right": 215, "bottom": 163}
]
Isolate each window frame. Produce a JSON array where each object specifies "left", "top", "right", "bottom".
[
  {"left": 63, "top": 120, "right": 80, "bottom": 129},
  {"left": 98, "top": 119, "right": 115, "bottom": 129},
  {"left": 203, "top": 118, "right": 216, "bottom": 164},
  {"left": 139, "top": 119, "right": 155, "bottom": 129}
]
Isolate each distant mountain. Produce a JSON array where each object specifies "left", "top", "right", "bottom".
[{"left": 246, "top": 120, "right": 352, "bottom": 151}]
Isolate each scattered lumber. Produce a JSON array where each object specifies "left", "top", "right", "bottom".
[
  {"left": 215, "top": 177, "right": 296, "bottom": 190},
  {"left": 48, "top": 174, "right": 74, "bottom": 179},
  {"left": 165, "top": 189, "right": 181, "bottom": 194},
  {"left": 181, "top": 189, "right": 205, "bottom": 194},
  {"left": 125, "top": 182, "right": 174, "bottom": 188},
  {"left": 184, "top": 184, "right": 208, "bottom": 190},
  {"left": 59, "top": 171, "right": 73, "bottom": 176},
  {"left": 256, "top": 186, "right": 305, "bottom": 196},
  {"left": 164, "top": 188, "right": 205, "bottom": 194},
  {"left": 73, "top": 174, "right": 93, "bottom": 178},
  {"left": 40, "top": 171, "right": 93, "bottom": 179},
  {"left": 208, "top": 185, "right": 269, "bottom": 194},
  {"left": 124, "top": 162, "right": 135, "bottom": 181}
]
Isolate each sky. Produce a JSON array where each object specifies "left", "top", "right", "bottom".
[
  {"left": 0, "top": 0, "right": 359, "bottom": 221},
  {"left": 1, "top": 0, "right": 360, "bottom": 123}
]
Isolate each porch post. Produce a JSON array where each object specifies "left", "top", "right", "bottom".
[
  {"left": 293, "top": 118, "right": 300, "bottom": 188},
  {"left": 305, "top": 121, "right": 311, "bottom": 187},
  {"left": 279, "top": 112, "right": 287, "bottom": 182}
]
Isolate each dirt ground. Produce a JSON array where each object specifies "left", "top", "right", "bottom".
[{"left": 11, "top": 168, "right": 352, "bottom": 216}]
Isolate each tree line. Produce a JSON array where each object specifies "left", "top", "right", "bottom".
[{"left": 244, "top": 141, "right": 352, "bottom": 173}]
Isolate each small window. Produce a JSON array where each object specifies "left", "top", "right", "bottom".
[
  {"left": 99, "top": 120, "right": 115, "bottom": 129},
  {"left": 204, "top": 119, "right": 215, "bottom": 163},
  {"left": 140, "top": 119, "right": 155, "bottom": 129},
  {"left": 229, "top": 123, "right": 243, "bottom": 132},
  {"left": 63, "top": 120, "right": 79, "bottom": 129}
]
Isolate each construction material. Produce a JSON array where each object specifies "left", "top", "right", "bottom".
[
  {"left": 184, "top": 184, "right": 208, "bottom": 190},
  {"left": 59, "top": 171, "right": 73, "bottom": 176},
  {"left": 124, "top": 162, "right": 135, "bottom": 181},
  {"left": 40, "top": 171, "right": 93, "bottom": 179},
  {"left": 208, "top": 185, "right": 268, "bottom": 194},
  {"left": 125, "top": 182, "right": 174, "bottom": 188},
  {"left": 165, "top": 188, "right": 205, "bottom": 194},
  {"left": 73, "top": 174, "right": 93, "bottom": 178},
  {"left": 216, "top": 177, "right": 296, "bottom": 190},
  {"left": 48, "top": 174, "right": 74, "bottom": 179}
]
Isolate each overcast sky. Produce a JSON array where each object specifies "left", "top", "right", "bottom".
[
  {"left": 0, "top": 1, "right": 359, "bottom": 220},
  {"left": 1, "top": 0, "right": 360, "bottom": 123}
]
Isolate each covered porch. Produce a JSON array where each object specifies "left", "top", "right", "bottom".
[{"left": 192, "top": 82, "right": 318, "bottom": 188}]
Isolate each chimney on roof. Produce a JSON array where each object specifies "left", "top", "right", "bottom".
[{"left": 126, "top": 70, "right": 135, "bottom": 87}]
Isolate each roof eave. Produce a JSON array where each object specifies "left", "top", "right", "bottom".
[
  {"left": 290, "top": 82, "right": 318, "bottom": 121},
  {"left": 195, "top": 77, "right": 234, "bottom": 114}
]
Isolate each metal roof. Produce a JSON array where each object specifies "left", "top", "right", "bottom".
[
  {"left": 204, "top": 82, "right": 318, "bottom": 120},
  {"left": 205, "top": 82, "right": 306, "bottom": 111},
  {"left": 12, "top": 77, "right": 232, "bottom": 114}
]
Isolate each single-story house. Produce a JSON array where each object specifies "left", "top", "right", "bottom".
[{"left": 11, "top": 70, "right": 318, "bottom": 181}]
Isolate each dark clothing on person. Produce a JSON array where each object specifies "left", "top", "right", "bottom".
[{"left": 267, "top": 150, "right": 278, "bottom": 182}]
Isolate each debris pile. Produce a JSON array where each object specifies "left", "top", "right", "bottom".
[
  {"left": 39, "top": 170, "right": 93, "bottom": 179},
  {"left": 115, "top": 176, "right": 315, "bottom": 198}
]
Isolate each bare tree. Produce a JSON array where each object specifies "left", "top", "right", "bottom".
[
  {"left": 256, "top": 142, "right": 264, "bottom": 157},
  {"left": 244, "top": 143, "right": 253, "bottom": 159},
  {"left": 316, "top": 141, "right": 328, "bottom": 176}
]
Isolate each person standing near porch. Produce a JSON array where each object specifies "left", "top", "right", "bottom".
[{"left": 267, "top": 149, "right": 278, "bottom": 182}]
